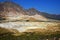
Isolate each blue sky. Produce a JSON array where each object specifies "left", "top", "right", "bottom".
[{"left": 0, "top": 0, "right": 60, "bottom": 14}]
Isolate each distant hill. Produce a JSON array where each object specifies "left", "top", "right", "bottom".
[
  {"left": 27, "top": 8, "right": 60, "bottom": 20},
  {"left": 0, "top": 1, "right": 60, "bottom": 21}
]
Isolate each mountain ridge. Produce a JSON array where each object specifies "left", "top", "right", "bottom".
[{"left": 0, "top": 1, "right": 60, "bottom": 21}]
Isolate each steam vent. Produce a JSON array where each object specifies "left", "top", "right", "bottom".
[{"left": 0, "top": 1, "right": 60, "bottom": 40}]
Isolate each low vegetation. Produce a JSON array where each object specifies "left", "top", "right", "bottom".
[{"left": 0, "top": 23, "right": 60, "bottom": 40}]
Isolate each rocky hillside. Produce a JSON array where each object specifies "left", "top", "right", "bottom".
[
  {"left": 0, "top": 1, "right": 60, "bottom": 21},
  {"left": 0, "top": 1, "right": 60, "bottom": 33}
]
